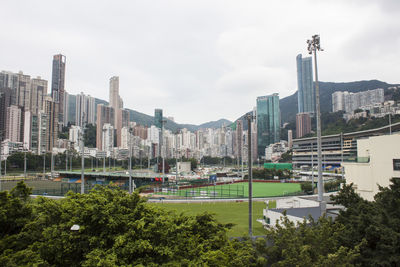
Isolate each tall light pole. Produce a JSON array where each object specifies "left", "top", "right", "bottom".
[
  {"left": 24, "top": 143, "right": 27, "bottom": 179},
  {"left": 247, "top": 114, "right": 254, "bottom": 237},
  {"left": 307, "top": 34, "right": 325, "bottom": 206},
  {"left": 161, "top": 119, "right": 166, "bottom": 184},
  {"left": 102, "top": 128, "right": 106, "bottom": 173},
  {"left": 43, "top": 150, "right": 46, "bottom": 179},
  {"left": 128, "top": 127, "right": 133, "bottom": 194},
  {"left": 80, "top": 114, "right": 85, "bottom": 194}
]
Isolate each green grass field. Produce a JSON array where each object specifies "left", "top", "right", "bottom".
[
  {"left": 158, "top": 182, "right": 301, "bottom": 198},
  {"left": 152, "top": 200, "right": 276, "bottom": 237}
]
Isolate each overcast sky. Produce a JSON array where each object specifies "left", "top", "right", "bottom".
[{"left": 1, "top": 0, "right": 399, "bottom": 124}]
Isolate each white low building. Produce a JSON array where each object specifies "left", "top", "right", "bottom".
[
  {"left": 177, "top": 162, "right": 191, "bottom": 173},
  {"left": 261, "top": 197, "right": 322, "bottom": 228},
  {"left": 343, "top": 133, "right": 400, "bottom": 201}
]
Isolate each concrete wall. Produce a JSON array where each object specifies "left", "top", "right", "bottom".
[{"left": 344, "top": 134, "right": 400, "bottom": 201}]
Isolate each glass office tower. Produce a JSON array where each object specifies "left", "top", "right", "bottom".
[
  {"left": 154, "top": 109, "right": 163, "bottom": 128},
  {"left": 296, "top": 54, "right": 315, "bottom": 114},
  {"left": 256, "top": 93, "right": 280, "bottom": 157}
]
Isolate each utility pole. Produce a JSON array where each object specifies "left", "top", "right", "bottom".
[
  {"left": 389, "top": 113, "right": 392, "bottom": 135},
  {"left": 307, "top": 34, "right": 325, "bottom": 212},
  {"left": 247, "top": 114, "right": 254, "bottom": 237}
]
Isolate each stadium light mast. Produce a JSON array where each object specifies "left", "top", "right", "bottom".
[
  {"left": 247, "top": 114, "right": 255, "bottom": 237},
  {"left": 307, "top": 34, "right": 325, "bottom": 209},
  {"left": 129, "top": 127, "right": 133, "bottom": 194},
  {"left": 80, "top": 113, "right": 86, "bottom": 194}
]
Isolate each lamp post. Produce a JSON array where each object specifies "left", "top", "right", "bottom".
[
  {"left": 247, "top": 114, "right": 254, "bottom": 237},
  {"left": 307, "top": 34, "right": 325, "bottom": 207},
  {"left": 161, "top": 119, "right": 166, "bottom": 184},
  {"left": 80, "top": 114, "right": 85, "bottom": 194},
  {"left": 128, "top": 127, "right": 133, "bottom": 194},
  {"left": 102, "top": 128, "right": 106, "bottom": 173}
]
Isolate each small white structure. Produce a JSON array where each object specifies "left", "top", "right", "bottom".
[
  {"left": 177, "top": 162, "right": 191, "bottom": 173},
  {"left": 260, "top": 197, "right": 322, "bottom": 228},
  {"left": 343, "top": 133, "right": 400, "bottom": 201}
]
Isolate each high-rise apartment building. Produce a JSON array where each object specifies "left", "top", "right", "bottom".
[
  {"left": 34, "top": 112, "right": 47, "bottom": 155},
  {"left": 102, "top": 123, "right": 114, "bottom": 153},
  {"left": 332, "top": 88, "right": 384, "bottom": 113},
  {"left": 256, "top": 93, "right": 280, "bottom": 156},
  {"left": 0, "top": 71, "right": 19, "bottom": 105},
  {"left": 76, "top": 92, "right": 95, "bottom": 127},
  {"left": 296, "top": 54, "right": 315, "bottom": 114},
  {"left": 288, "top": 129, "right": 293, "bottom": 149},
  {"left": 44, "top": 96, "right": 59, "bottom": 152},
  {"left": 108, "top": 76, "right": 127, "bottom": 147},
  {"left": 0, "top": 88, "right": 12, "bottom": 136},
  {"left": 69, "top": 125, "right": 81, "bottom": 151},
  {"left": 30, "top": 76, "right": 48, "bottom": 115},
  {"left": 6, "top": 105, "right": 22, "bottom": 142},
  {"left": 332, "top": 91, "right": 349, "bottom": 112},
  {"left": 296, "top": 113, "right": 312, "bottom": 138},
  {"left": 235, "top": 120, "right": 243, "bottom": 159},
  {"left": 15, "top": 72, "right": 31, "bottom": 109},
  {"left": 116, "top": 108, "right": 130, "bottom": 147},
  {"left": 109, "top": 76, "right": 120, "bottom": 110},
  {"left": 51, "top": 54, "right": 66, "bottom": 126},
  {"left": 96, "top": 104, "right": 115, "bottom": 151}
]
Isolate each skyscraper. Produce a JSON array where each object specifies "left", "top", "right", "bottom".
[
  {"left": 154, "top": 109, "right": 163, "bottom": 128},
  {"left": 76, "top": 92, "right": 95, "bottom": 127},
  {"left": 96, "top": 104, "right": 115, "bottom": 151},
  {"left": 51, "top": 54, "right": 66, "bottom": 126},
  {"left": 0, "top": 88, "right": 12, "bottom": 135},
  {"left": 235, "top": 120, "right": 243, "bottom": 159},
  {"left": 296, "top": 113, "right": 312, "bottom": 138},
  {"left": 0, "top": 71, "right": 19, "bottom": 105},
  {"left": 256, "top": 93, "right": 280, "bottom": 157},
  {"left": 44, "top": 96, "right": 58, "bottom": 152},
  {"left": 6, "top": 105, "right": 22, "bottom": 142},
  {"left": 297, "top": 54, "right": 315, "bottom": 114},
  {"left": 109, "top": 76, "right": 120, "bottom": 110},
  {"left": 288, "top": 129, "right": 293, "bottom": 149},
  {"left": 30, "top": 76, "right": 48, "bottom": 115}
]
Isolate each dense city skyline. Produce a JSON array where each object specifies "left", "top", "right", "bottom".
[{"left": 1, "top": 0, "right": 399, "bottom": 124}]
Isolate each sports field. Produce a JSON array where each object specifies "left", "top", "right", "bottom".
[
  {"left": 158, "top": 182, "right": 301, "bottom": 198},
  {"left": 153, "top": 200, "right": 275, "bottom": 237}
]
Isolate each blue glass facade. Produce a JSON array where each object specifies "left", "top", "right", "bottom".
[
  {"left": 154, "top": 109, "right": 163, "bottom": 128},
  {"left": 256, "top": 93, "right": 280, "bottom": 157},
  {"left": 296, "top": 54, "right": 315, "bottom": 114}
]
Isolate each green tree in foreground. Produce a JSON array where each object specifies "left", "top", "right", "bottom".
[
  {"left": 254, "top": 216, "right": 361, "bottom": 266},
  {"left": 0, "top": 182, "right": 258, "bottom": 266},
  {"left": 332, "top": 179, "right": 400, "bottom": 266}
]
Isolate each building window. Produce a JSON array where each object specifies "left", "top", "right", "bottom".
[{"left": 393, "top": 159, "right": 400, "bottom": 171}]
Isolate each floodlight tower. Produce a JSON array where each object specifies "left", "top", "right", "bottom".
[
  {"left": 307, "top": 34, "right": 325, "bottom": 206},
  {"left": 247, "top": 114, "right": 255, "bottom": 237},
  {"left": 128, "top": 127, "right": 133, "bottom": 194},
  {"left": 80, "top": 113, "right": 86, "bottom": 194}
]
